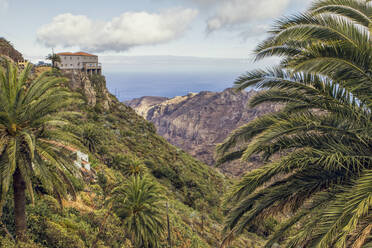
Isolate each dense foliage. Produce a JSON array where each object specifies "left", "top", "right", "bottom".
[
  {"left": 111, "top": 175, "right": 166, "bottom": 248},
  {"left": 45, "top": 53, "right": 61, "bottom": 69},
  {"left": 218, "top": 0, "right": 372, "bottom": 247},
  {"left": 0, "top": 62, "right": 260, "bottom": 247},
  {"left": 0, "top": 60, "right": 80, "bottom": 241}
]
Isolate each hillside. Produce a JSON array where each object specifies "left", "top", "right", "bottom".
[
  {"left": 126, "top": 89, "right": 280, "bottom": 176},
  {"left": 0, "top": 38, "right": 23, "bottom": 62},
  {"left": 0, "top": 43, "right": 269, "bottom": 247}
]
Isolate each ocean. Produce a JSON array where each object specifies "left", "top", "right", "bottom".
[{"left": 104, "top": 71, "right": 245, "bottom": 101}]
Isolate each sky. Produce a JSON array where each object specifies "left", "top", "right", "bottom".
[{"left": 0, "top": 0, "right": 313, "bottom": 99}]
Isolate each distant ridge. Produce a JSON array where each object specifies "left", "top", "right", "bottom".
[{"left": 126, "top": 88, "right": 280, "bottom": 176}]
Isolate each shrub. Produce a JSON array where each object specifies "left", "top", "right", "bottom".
[{"left": 44, "top": 220, "right": 85, "bottom": 248}]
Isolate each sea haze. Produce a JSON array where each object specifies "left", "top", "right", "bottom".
[{"left": 101, "top": 55, "right": 275, "bottom": 101}]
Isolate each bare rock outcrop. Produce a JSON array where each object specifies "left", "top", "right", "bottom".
[
  {"left": 125, "top": 96, "right": 169, "bottom": 117},
  {"left": 126, "top": 88, "right": 279, "bottom": 176},
  {"left": 62, "top": 70, "right": 114, "bottom": 110}
]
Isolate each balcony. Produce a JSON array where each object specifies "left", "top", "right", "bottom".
[
  {"left": 82, "top": 62, "right": 102, "bottom": 75},
  {"left": 82, "top": 62, "right": 102, "bottom": 69}
]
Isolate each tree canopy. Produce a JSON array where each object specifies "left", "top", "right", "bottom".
[
  {"left": 217, "top": 0, "right": 372, "bottom": 247},
  {"left": 0, "top": 59, "right": 81, "bottom": 240}
]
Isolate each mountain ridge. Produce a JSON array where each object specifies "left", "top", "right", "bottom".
[{"left": 126, "top": 88, "right": 280, "bottom": 176}]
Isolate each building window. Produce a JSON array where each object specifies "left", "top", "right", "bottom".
[{"left": 70, "top": 57, "right": 72, "bottom": 60}]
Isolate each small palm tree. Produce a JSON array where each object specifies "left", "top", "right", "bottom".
[
  {"left": 217, "top": 0, "right": 372, "bottom": 247},
  {"left": 80, "top": 123, "right": 103, "bottom": 153},
  {"left": 46, "top": 53, "right": 61, "bottom": 68},
  {"left": 111, "top": 155, "right": 147, "bottom": 177},
  {"left": 122, "top": 158, "right": 147, "bottom": 177},
  {"left": 111, "top": 175, "right": 166, "bottom": 248},
  {"left": 0, "top": 59, "right": 81, "bottom": 241}
]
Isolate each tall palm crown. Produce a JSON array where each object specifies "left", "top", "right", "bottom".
[
  {"left": 0, "top": 59, "right": 80, "bottom": 240},
  {"left": 111, "top": 175, "right": 166, "bottom": 248},
  {"left": 217, "top": 0, "right": 372, "bottom": 247},
  {"left": 46, "top": 53, "right": 61, "bottom": 68}
]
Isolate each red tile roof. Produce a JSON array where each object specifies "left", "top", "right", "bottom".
[{"left": 57, "top": 52, "right": 97, "bottom": 57}]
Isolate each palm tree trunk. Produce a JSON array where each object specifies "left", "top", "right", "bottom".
[
  {"left": 13, "top": 167, "right": 27, "bottom": 241},
  {"left": 91, "top": 205, "right": 112, "bottom": 248},
  {"left": 166, "top": 202, "right": 172, "bottom": 248}
]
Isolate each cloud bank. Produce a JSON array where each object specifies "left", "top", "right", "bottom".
[
  {"left": 182, "top": 0, "right": 313, "bottom": 32},
  {"left": 37, "top": 8, "right": 198, "bottom": 52},
  {"left": 188, "top": 0, "right": 218, "bottom": 5},
  {"left": 206, "top": 0, "right": 291, "bottom": 32}
]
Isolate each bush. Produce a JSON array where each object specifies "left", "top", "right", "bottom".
[
  {"left": 0, "top": 238, "right": 44, "bottom": 248},
  {"left": 68, "top": 173, "right": 85, "bottom": 192},
  {"left": 41, "top": 195, "right": 60, "bottom": 214},
  {"left": 44, "top": 220, "right": 85, "bottom": 248}
]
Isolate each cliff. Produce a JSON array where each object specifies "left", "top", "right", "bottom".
[
  {"left": 62, "top": 70, "right": 114, "bottom": 110},
  {"left": 126, "top": 96, "right": 169, "bottom": 116},
  {"left": 127, "top": 89, "right": 280, "bottom": 176}
]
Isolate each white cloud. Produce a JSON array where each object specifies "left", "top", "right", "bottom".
[
  {"left": 37, "top": 8, "right": 198, "bottom": 52},
  {"left": 206, "top": 0, "right": 292, "bottom": 32},
  {"left": 189, "top": 0, "right": 218, "bottom": 5},
  {"left": 178, "top": 0, "right": 313, "bottom": 32}
]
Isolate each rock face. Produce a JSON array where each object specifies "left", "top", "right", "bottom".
[
  {"left": 0, "top": 38, "right": 24, "bottom": 62},
  {"left": 126, "top": 96, "right": 169, "bottom": 117},
  {"left": 126, "top": 88, "right": 279, "bottom": 176},
  {"left": 63, "top": 70, "right": 114, "bottom": 110}
]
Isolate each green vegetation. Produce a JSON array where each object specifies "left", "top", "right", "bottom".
[
  {"left": 0, "top": 56, "right": 260, "bottom": 247},
  {"left": 217, "top": 0, "right": 372, "bottom": 247},
  {"left": 111, "top": 175, "right": 166, "bottom": 248},
  {"left": 78, "top": 123, "right": 104, "bottom": 153},
  {"left": 0, "top": 61, "right": 80, "bottom": 241},
  {"left": 45, "top": 53, "right": 61, "bottom": 68}
]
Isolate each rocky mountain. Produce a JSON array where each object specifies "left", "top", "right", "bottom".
[
  {"left": 0, "top": 38, "right": 24, "bottom": 62},
  {"left": 126, "top": 88, "right": 280, "bottom": 176},
  {"left": 126, "top": 95, "right": 169, "bottom": 116}
]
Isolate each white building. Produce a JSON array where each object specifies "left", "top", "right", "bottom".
[
  {"left": 56, "top": 52, "right": 102, "bottom": 75},
  {"left": 43, "top": 141, "right": 91, "bottom": 171},
  {"left": 74, "top": 150, "right": 91, "bottom": 171},
  {"left": 60, "top": 145, "right": 91, "bottom": 171}
]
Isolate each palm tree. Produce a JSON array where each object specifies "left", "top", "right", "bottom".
[
  {"left": 80, "top": 123, "right": 103, "bottom": 153},
  {"left": 46, "top": 53, "right": 61, "bottom": 68},
  {"left": 217, "top": 0, "right": 372, "bottom": 247},
  {"left": 111, "top": 175, "right": 166, "bottom": 248},
  {"left": 121, "top": 158, "right": 147, "bottom": 177},
  {"left": 111, "top": 155, "right": 147, "bottom": 177},
  {"left": 0, "top": 59, "right": 81, "bottom": 241}
]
